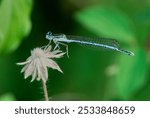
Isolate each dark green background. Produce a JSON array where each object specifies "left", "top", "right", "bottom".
[{"left": 0, "top": 0, "right": 150, "bottom": 100}]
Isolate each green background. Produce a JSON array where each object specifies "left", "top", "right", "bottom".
[{"left": 0, "top": 0, "right": 150, "bottom": 100}]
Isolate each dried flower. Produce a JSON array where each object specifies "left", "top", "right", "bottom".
[{"left": 17, "top": 46, "right": 65, "bottom": 82}]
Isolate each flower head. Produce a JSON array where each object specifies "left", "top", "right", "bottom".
[{"left": 17, "top": 46, "right": 65, "bottom": 82}]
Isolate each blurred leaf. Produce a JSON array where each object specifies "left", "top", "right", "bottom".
[
  {"left": 75, "top": 6, "right": 136, "bottom": 44},
  {"left": 115, "top": 48, "right": 148, "bottom": 99},
  {"left": 0, "top": 0, "right": 32, "bottom": 54},
  {"left": 133, "top": 8, "right": 150, "bottom": 45},
  {"left": 132, "top": 83, "right": 150, "bottom": 100},
  {"left": 0, "top": 93, "right": 15, "bottom": 101}
]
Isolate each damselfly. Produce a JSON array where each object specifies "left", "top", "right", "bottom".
[{"left": 45, "top": 31, "right": 134, "bottom": 56}]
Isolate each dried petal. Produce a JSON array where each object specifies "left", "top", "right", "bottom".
[
  {"left": 16, "top": 59, "right": 31, "bottom": 65},
  {"left": 17, "top": 45, "right": 64, "bottom": 82},
  {"left": 52, "top": 52, "right": 66, "bottom": 58},
  {"left": 46, "top": 59, "right": 63, "bottom": 73},
  {"left": 24, "top": 61, "right": 34, "bottom": 79}
]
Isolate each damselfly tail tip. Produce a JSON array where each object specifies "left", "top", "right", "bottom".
[
  {"left": 120, "top": 49, "right": 134, "bottom": 56},
  {"left": 129, "top": 51, "right": 134, "bottom": 56}
]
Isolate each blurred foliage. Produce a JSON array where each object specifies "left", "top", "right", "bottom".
[
  {"left": 0, "top": 0, "right": 32, "bottom": 54},
  {"left": 116, "top": 49, "right": 148, "bottom": 99},
  {"left": 0, "top": 93, "right": 15, "bottom": 101},
  {"left": 75, "top": 6, "right": 136, "bottom": 43},
  {"left": 0, "top": 0, "right": 150, "bottom": 100}
]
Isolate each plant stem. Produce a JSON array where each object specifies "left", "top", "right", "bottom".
[{"left": 42, "top": 80, "right": 49, "bottom": 101}]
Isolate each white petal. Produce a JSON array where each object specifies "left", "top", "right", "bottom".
[
  {"left": 46, "top": 59, "right": 63, "bottom": 73},
  {"left": 44, "top": 50, "right": 61, "bottom": 58},
  {"left": 37, "top": 77, "right": 41, "bottom": 81},
  {"left": 21, "top": 63, "right": 29, "bottom": 73},
  {"left": 44, "top": 45, "right": 52, "bottom": 52},
  {"left": 40, "top": 66, "right": 47, "bottom": 81},
  {"left": 41, "top": 58, "right": 48, "bottom": 79},
  {"left": 17, "top": 45, "right": 65, "bottom": 82},
  {"left": 37, "top": 66, "right": 41, "bottom": 81},
  {"left": 52, "top": 50, "right": 62, "bottom": 54},
  {"left": 52, "top": 52, "right": 66, "bottom": 58},
  {"left": 16, "top": 59, "right": 31, "bottom": 65},
  {"left": 24, "top": 61, "right": 34, "bottom": 79},
  {"left": 36, "top": 59, "right": 47, "bottom": 81},
  {"left": 31, "top": 62, "right": 37, "bottom": 82},
  {"left": 46, "top": 52, "right": 65, "bottom": 58}
]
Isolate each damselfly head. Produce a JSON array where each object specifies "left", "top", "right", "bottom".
[{"left": 46, "top": 31, "right": 53, "bottom": 40}]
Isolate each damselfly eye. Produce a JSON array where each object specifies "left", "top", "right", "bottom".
[
  {"left": 46, "top": 31, "right": 53, "bottom": 40},
  {"left": 47, "top": 31, "right": 52, "bottom": 36}
]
